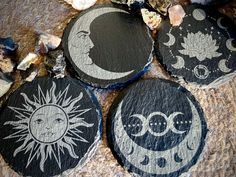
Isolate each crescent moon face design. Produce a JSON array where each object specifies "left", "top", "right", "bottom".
[
  {"left": 113, "top": 98, "right": 205, "bottom": 175},
  {"left": 68, "top": 7, "right": 134, "bottom": 80},
  {"left": 226, "top": 39, "right": 236, "bottom": 52},
  {"left": 172, "top": 56, "right": 185, "bottom": 69},
  {"left": 218, "top": 59, "right": 232, "bottom": 73},
  {"left": 163, "top": 33, "right": 176, "bottom": 47},
  {"left": 217, "top": 17, "right": 228, "bottom": 29}
]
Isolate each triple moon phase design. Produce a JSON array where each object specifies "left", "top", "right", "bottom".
[
  {"left": 0, "top": 77, "right": 102, "bottom": 177},
  {"left": 156, "top": 4, "right": 236, "bottom": 87},
  {"left": 63, "top": 5, "right": 153, "bottom": 88},
  {"left": 107, "top": 79, "right": 207, "bottom": 177}
]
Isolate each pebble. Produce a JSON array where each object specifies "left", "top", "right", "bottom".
[
  {"left": 147, "top": 0, "right": 172, "bottom": 16},
  {"left": 168, "top": 4, "right": 186, "bottom": 26},
  {"left": 0, "top": 37, "right": 18, "bottom": 56},
  {"left": 35, "top": 32, "right": 61, "bottom": 54},
  {"left": 64, "top": 0, "right": 97, "bottom": 11},
  {"left": 17, "top": 53, "right": 38, "bottom": 71},
  {"left": 141, "top": 8, "right": 162, "bottom": 30}
]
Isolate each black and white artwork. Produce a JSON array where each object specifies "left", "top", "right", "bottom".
[
  {"left": 63, "top": 5, "right": 153, "bottom": 88},
  {"left": 156, "top": 4, "right": 236, "bottom": 87},
  {"left": 0, "top": 77, "right": 102, "bottom": 177},
  {"left": 108, "top": 79, "right": 208, "bottom": 177}
]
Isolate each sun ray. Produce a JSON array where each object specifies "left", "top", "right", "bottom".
[
  {"left": 69, "top": 120, "right": 94, "bottom": 129},
  {"left": 4, "top": 129, "right": 28, "bottom": 139},
  {"left": 67, "top": 131, "right": 88, "bottom": 143},
  {"left": 26, "top": 141, "right": 40, "bottom": 168},
  {"left": 68, "top": 108, "right": 91, "bottom": 117},
  {"left": 39, "top": 144, "right": 47, "bottom": 172},
  {"left": 8, "top": 106, "right": 30, "bottom": 119},
  {"left": 60, "top": 141, "right": 79, "bottom": 159},
  {"left": 13, "top": 135, "right": 31, "bottom": 156},
  {"left": 20, "top": 93, "right": 41, "bottom": 109}
]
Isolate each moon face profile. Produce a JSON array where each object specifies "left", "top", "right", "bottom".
[
  {"left": 63, "top": 6, "right": 153, "bottom": 88},
  {"left": 108, "top": 80, "right": 208, "bottom": 176},
  {"left": 156, "top": 4, "right": 236, "bottom": 87}
]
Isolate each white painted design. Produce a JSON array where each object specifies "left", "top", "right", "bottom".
[
  {"left": 68, "top": 7, "right": 134, "bottom": 80},
  {"left": 130, "top": 112, "right": 186, "bottom": 137},
  {"left": 114, "top": 99, "right": 202, "bottom": 174},
  {"left": 179, "top": 32, "right": 222, "bottom": 61},
  {"left": 217, "top": 17, "right": 228, "bottom": 29},
  {"left": 193, "top": 64, "right": 210, "bottom": 79},
  {"left": 218, "top": 59, "right": 232, "bottom": 73},
  {"left": 172, "top": 56, "right": 185, "bottom": 69},
  {"left": 226, "top": 38, "right": 236, "bottom": 51},
  {"left": 4, "top": 82, "right": 94, "bottom": 172},
  {"left": 163, "top": 33, "right": 176, "bottom": 47},
  {"left": 192, "top": 9, "right": 206, "bottom": 21}
]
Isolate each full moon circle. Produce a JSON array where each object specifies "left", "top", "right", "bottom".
[
  {"left": 192, "top": 9, "right": 206, "bottom": 21},
  {"left": 29, "top": 105, "right": 69, "bottom": 143}
]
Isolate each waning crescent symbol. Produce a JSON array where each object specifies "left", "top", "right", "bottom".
[
  {"left": 130, "top": 114, "right": 148, "bottom": 137},
  {"left": 163, "top": 33, "right": 176, "bottom": 47},
  {"left": 172, "top": 56, "right": 185, "bottom": 69},
  {"left": 218, "top": 59, "right": 232, "bottom": 73},
  {"left": 140, "top": 155, "right": 149, "bottom": 165},
  {"left": 217, "top": 17, "right": 228, "bottom": 29},
  {"left": 113, "top": 99, "right": 203, "bottom": 174},
  {"left": 68, "top": 7, "right": 134, "bottom": 80},
  {"left": 226, "top": 39, "right": 236, "bottom": 52}
]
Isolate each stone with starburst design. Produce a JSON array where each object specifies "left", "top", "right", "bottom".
[{"left": 0, "top": 77, "right": 102, "bottom": 177}]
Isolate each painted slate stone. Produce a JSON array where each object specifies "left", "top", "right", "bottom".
[
  {"left": 156, "top": 4, "right": 236, "bottom": 87},
  {"left": 107, "top": 79, "right": 208, "bottom": 177},
  {"left": 62, "top": 5, "right": 153, "bottom": 89},
  {"left": 0, "top": 77, "right": 102, "bottom": 177}
]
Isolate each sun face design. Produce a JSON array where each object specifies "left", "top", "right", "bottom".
[{"left": 3, "top": 82, "right": 94, "bottom": 172}]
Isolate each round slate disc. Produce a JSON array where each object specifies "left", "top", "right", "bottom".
[
  {"left": 62, "top": 5, "right": 153, "bottom": 89},
  {"left": 156, "top": 4, "right": 236, "bottom": 87},
  {"left": 0, "top": 77, "right": 102, "bottom": 177},
  {"left": 107, "top": 79, "right": 208, "bottom": 177}
]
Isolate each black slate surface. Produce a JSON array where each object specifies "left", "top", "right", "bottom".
[
  {"left": 156, "top": 4, "right": 236, "bottom": 87},
  {"left": 63, "top": 5, "right": 153, "bottom": 89},
  {"left": 107, "top": 79, "right": 208, "bottom": 177},
  {"left": 0, "top": 77, "right": 102, "bottom": 177}
]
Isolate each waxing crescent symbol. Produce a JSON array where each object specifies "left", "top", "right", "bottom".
[
  {"left": 226, "top": 39, "right": 236, "bottom": 52},
  {"left": 68, "top": 7, "right": 134, "bottom": 80},
  {"left": 172, "top": 56, "right": 185, "bottom": 69},
  {"left": 218, "top": 59, "right": 232, "bottom": 73},
  {"left": 163, "top": 33, "right": 176, "bottom": 47},
  {"left": 217, "top": 17, "right": 228, "bottom": 29},
  {"left": 113, "top": 99, "right": 203, "bottom": 174}
]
